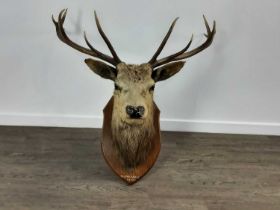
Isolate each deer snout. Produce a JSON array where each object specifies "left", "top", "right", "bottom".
[{"left": 126, "top": 105, "right": 145, "bottom": 119}]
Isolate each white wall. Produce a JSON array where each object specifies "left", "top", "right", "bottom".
[{"left": 0, "top": 0, "right": 280, "bottom": 135}]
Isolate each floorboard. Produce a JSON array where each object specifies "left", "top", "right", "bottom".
[{"left": 0, "top": 126, "right": 279, "bottom": 210}]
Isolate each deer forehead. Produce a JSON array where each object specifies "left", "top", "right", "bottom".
[{"left": 116, "top": 63, "right": 154, "bottom": 85}]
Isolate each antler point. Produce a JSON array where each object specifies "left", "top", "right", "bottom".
[
  {"left": 51, "top": 15, "right": 56, "bottom": 22},
  {"left": 173, "top": 17, "right": 179, "bottom": 23},
  {"left": 64, "top": 9, "right": 68, "bottom": 15},
  {"left": 94, "top": 10, "right": 98, "bottom": 18}
]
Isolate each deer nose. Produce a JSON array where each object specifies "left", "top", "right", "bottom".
[{"left": 126, "top": 106, "right": 145, "bottom": 119}]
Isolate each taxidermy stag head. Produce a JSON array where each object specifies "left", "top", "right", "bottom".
[{"left": 52, "top": 9, "right": 216, "bottom": 184}]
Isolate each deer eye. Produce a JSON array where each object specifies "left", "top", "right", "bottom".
[
  {"left": 149, "top": 85, "right": 155, "bottom": 92},
  {"left": 114, "top": 83, "right": 122, "bottom": 91}
]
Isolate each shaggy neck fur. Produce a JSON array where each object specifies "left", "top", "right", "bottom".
[{"left": 111, "top": 111, "right": 154, "bottom": 168}]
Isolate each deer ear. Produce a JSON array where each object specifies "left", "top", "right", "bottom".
[
  {"left": 85, "top": 58, "right": 117, "bottom": 81},
  {"left": 152, "top": 61, "right": 186, "bottom": 82}
]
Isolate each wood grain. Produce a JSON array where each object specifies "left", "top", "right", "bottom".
[{"left": 0, "top": 126, "right": 280, "bottom": 210}]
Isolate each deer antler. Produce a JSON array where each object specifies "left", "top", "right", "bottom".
[
  {"left": 149, "top": 15, "right": 216, "bottom": 68},
  {"left": 52, "top": 9, "right": 121, "bottom": 66}
]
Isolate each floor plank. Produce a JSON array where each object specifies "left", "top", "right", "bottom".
[{"left": 0, "top": 126, "right": 279, "bottom": 210}]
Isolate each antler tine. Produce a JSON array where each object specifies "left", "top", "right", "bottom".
[
  {"left": 52, "top": 9, "right": 119, "bottom": 66},
  {"left": 149, "top": 15, "right": 216, "bottom": 68},
  {"left": 152, "top": 34, "right": 193, "bottom": 68},
  {"left": 83, "top": 31, "right": 114, "bottom": 62},
  {"left": 94, "top": 11, "right": 122, "bottom": 64},
  {"left": 148, "top": 17, "right": 179, "bottom": 65},
  {"left": 172, "top": 15, "right": 216, "bottom": 62},
  {"left": 203, "top": 15, "right": 211, "bottom": 36}
]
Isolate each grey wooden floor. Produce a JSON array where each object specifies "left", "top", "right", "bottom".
[{"left": 0, "top": 126, "right": 280, "bottom": 210}]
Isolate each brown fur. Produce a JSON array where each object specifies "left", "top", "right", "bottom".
[{"left": 111, "top": 63, "right": 155, "bottom": 168}]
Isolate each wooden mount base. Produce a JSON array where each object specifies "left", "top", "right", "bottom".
[{"left": 101, "top": 97, "right": 161, "bottom": 185}]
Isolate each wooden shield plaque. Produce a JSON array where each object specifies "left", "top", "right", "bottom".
[{"left": 102, "top": 97, "right": 161, "bottom": 185}]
